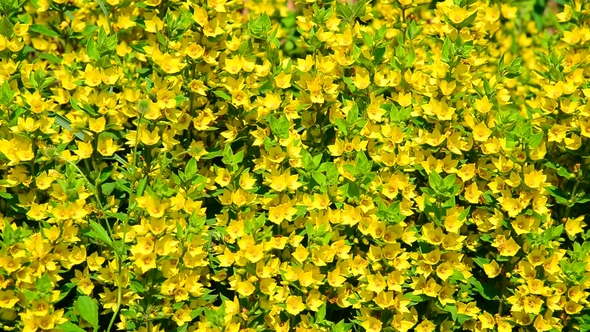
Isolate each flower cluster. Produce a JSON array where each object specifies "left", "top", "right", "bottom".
[{"left": 0, "top": 0, "right": 590, "bottom": 331}]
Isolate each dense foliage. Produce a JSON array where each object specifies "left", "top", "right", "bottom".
[{"left": 1, "top": 0, "right": 590, "bottom": 331}]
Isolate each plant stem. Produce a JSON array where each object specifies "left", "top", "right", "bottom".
[
  {"left": 498, "top": 263, "right": 509, "bottom": 315},
  {"left": 563, "top": 179, "right": 580, "bottom": 221},
  {"left": 133, "top": 115, "right": 144, "bottom": 170},
  {"left": 106, "top": 256, "right": 123, "bottom": 332},
  {"left": 60, "top": 156, "right": 123, "bottom": 332},
  {"left": 187, "top": 62, "right": 197, "bottom": 145},
  {"left": 59, "top": 157, "right": 107, "bottom": 223}
]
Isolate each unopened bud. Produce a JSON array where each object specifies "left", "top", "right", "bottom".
[
  {"left": 43, "top": 145, "right": 58, "bottom": 159},
  {"left": 138, "top": 99, "right": 150, "bottom": 115}
]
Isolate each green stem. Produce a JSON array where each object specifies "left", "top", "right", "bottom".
[
  {"left": 498, "top": 263, "right": 510, "bottom": 315},
  {"left": 133, "top": 115, "right": 144, "bottom": 170},
  {"left": 425, "top": 298, "right": 434, "bottom": 319},
  {"left": 59, "top": 156, "right": 123, "bottom": 332},
  {"left": 563, "top": 179, "right": 580, "bottom": 221},
  {"left": 59, "top": 157, "right": 107, "bottom": 224},
  {"left": 106, "top": 257, "right": 123, "bottom": 332},
  {"left": 96, "top": 0, "right": 114, "bottom": 35},
  {"left": 187, "top": 62, "right": 197, "bottom": 145},
  {"left": 146, "top": 270, "right": 156, "bottom": 330}
]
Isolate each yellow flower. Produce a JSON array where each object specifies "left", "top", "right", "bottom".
[
  {"left": 472, "top": 122, "right": 492, "bottom": 142},
  {"left": 414, "top": 319, "right": 436, "bottom": 332},
  {"left": 236, "top": 280, "right": 255, "bottom": 297},
  {"left": 306, "top": 290, "right": 325, "bottom": 311},
  {"left": 285, "top": 295, "right": 306, "bottom": 315},
  {"left": 225, "top": 55, "right": 243, "bottom": 75},
  {"left": 353, "top": 67, "right": 370, "bottom": 90},
  {"left": 565, "top": 216, "right": 586, "bottom": 237},
  {"left": 0, "top": 136, "right": 34, "bottom": 164},
  {"left": 501, "top": 4, "right": 518, "bottom": 19},
  {"left": 153, "top": 51, "right": 186, "bottom": 74},
  {"left": 512, "top": 215, "right": 532, "bottom": 235},
  {"left": 497, "top": 238, "right": 521, "bottom": 257},
  {"left": 396, "top": 91, "right": 412, "bottom": 107},
  {"left": 439, "top": 80, "right": 456, "bottom": 96},
  {"left": 361, "top": 316, "right": 382, "bottom": 332},
  {"left": 244, "top": 244, "right": 264, "bottom": 263},
  {"left": 84, "top": 65, "right": 103, "bottom": 87},
  {"left": 435, "top": 262, "right": 454, "bottom": 281},
  {"left": 73, "top": 270, "right": 94, "bottom": 295},
  {"left": 134, "top": 253, "right": 157, "bottom": 273},
  {"left": 0, "top": 290, "right": 19, "bottom": 308},
  {"left": 447, "top": 6, "right": 470, "bottom": 24},
  {"left": 483, "top": 260, "right": 501, "bottom": 278},
  {"left": 292, "top": 245, "right": 309, "bottom": 263},
  {"left": 136, "top": 193, "right": 170, "bottom": 218},
  {"left": 97, "top": 136, "right": 119, "bottom": 156},
  {"left": 172, "top": 306, "right": 192, "bottom": 326},
  {"left": 523, "top": 295, "right": 543, "bottom": 314},
  {"left": 464, "top": 182, "right": 482, "bottom": 204},
  {"left": 523, "top": 167, "right": 547, "bottom": 189},
  {"left": 275, "top": 71, "right": 292, "bottom": 89},
  {"left": 556, "top": 5, "right": 572, "bottom": 22},
  {"left": 564, "top": 300, "right": 583, "bottom": 315}
]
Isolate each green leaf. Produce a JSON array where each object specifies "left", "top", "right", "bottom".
[
  {"left": 544, "top": 162, "right": 573, "bottom": 179},
  {"left": 443, "top": 304, "right": 458, "bottom": 321},
  {"left": 346, "top": 181, "right": 360, "bottom": 200},
  {"left": 35, "top": 273, "right": 52, "bottom": 293},
  {"left": 352, "top": 0, "right": 366, "bottom": 17},
  {"left": 442, "top": 37, "right": 453, "bottom": 63},
  {"left": 87, "top": 221, "right": 113, "bottom": 247},
  {"left": 136, "top": 177, "right": 148, "bottom": 197},
  {"left": 96, "top": 0, "right": 113, "bottom": 34},
  {"left": 347, "top": 103, "right": 359, "bottom": 125},
  {"left": 233, "top": 150, "right": 244, "bottom": 165},
  {"left": 185, "top": 158, "right": 197, "bottom": 180},
  {"left": 343, "top": 164, "right": 358, "bottom": 177},
  {"left": 175, "top": 324, "right": 189, "bottom": 332},
  {"left": 335, "top": 1, "right": 353, "bottom": 22},
  {"left": 58, "top": 322, "right": 86, "bottom": 332},
  {"left": 0, "top": 17, "right": 13, "bottom": 38},
  {"left": 360, "top": 31, "right": 373, "bottom": 48},
  {"left": 332, "top": 319, "right": 353, "bottom": 332},
  {"left": 312, "top": 171, "right": 326, "bottom": 185},
  {"left": 469, "top": 277, "right": 498, "bottom": 300},
  {"left": 248, "top": 13, "right": 271, "bottom": 38},
  {"left": 405, "top": 20, "right": 423, "bottom": 40},
  {"left": 472, "top": 257, "right": 489, "bottom": 268},
  {"left": 355, "top": 151, "right": 372, "bottom": 174},
  {"left": 545, "top": 186, "right": 570, "bottom": 205},
  {"left": 577, "top": 314, "right": 590, "bottom": 332},
  {"left": 38, "top": 53, "right": 63, "bottom": 64},
  {"left": 52, "top": 114, "right": 86, "bottom": 141},
  {"left": 0, "top": 80, "right": 14, "bottom": 105},
  {"left": 428, "top": 171, "right": 444, "bottom": 193},
  {"left": 443, "top": 174, "right": 456, "bottom": 190},
  {"left": 528, "top": 132, "right": 543, "bottom": 148},
  {"left": 269, "top": 115, "right": 290, "bottom": 139},
  {"left": 403, "top": 293, "right": 428, "bottom": 304},
  {"left": 87, "top": 37, "right": 100, "bottom": 61},
  {"left": 213, "top": 90, "right": 231, "bottom": 100},
  {"left": 504, "top": 56, "right": 524, "bottom": 78},
  {"left": 457, "top": 313, "right": 472, "bottom": 325},
  {"left": 77, "top": 296, "right": 99, "bottom": 331},
  {"left": 222, "top": 143, "right": 234, "bottom": 165},
  {"left": 455, "top": 11, "right": 478, "bottom": 29},
  {"left": 316, "top": 304, "right": 326, "bottom": 322},
  {"left": 30, "top": 24, "right": 60, "bottom": 38}
]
